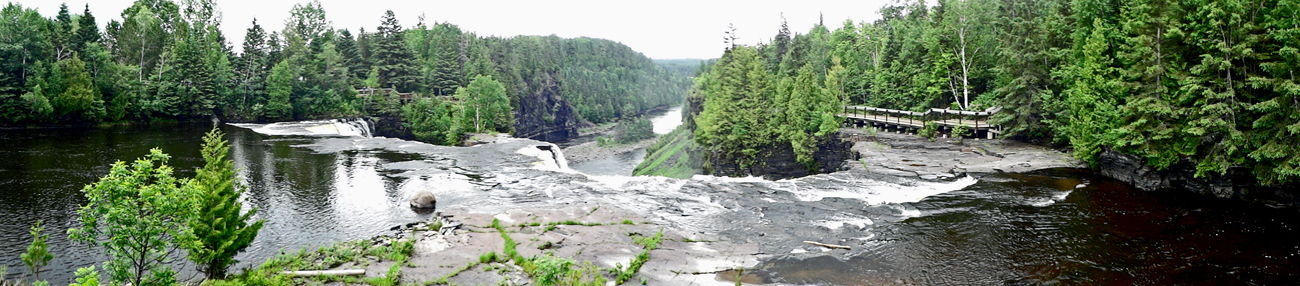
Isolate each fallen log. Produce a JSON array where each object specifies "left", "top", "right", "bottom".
[
  {"left": 280, "top": 269, "right": 366, "bottom": 277},
  {"left": 803, "top": 241, "right": 852, "bottom": 250}
]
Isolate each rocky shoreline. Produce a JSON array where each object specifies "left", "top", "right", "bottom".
[
  {"left": 843, "top": 128, "right": 1085, "bottom": 180},
  {"left": 561, "top": 138, "right": 656, "bottom": 164}
]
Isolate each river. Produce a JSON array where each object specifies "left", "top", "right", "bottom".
[
  {"left": 1, "top": 118, "right": 1297, "bottom": 285},
  {"left": 567, "top": 105, "right": 683, "bottom": 176}
]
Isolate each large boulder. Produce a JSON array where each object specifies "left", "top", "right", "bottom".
[{"left": 410, "top": 190, "right": 437, "bottom": 209}]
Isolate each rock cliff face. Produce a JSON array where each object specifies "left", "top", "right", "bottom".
[
  {"left": 706, "top": 133, "right": 859, "bottom": 180},
  {"left": 512, "top": 74, "right": 583, "bottom": 143},
  {"left": 369, "top": 116, "right": 414, "bottom": 140},
  {"left": 1098, "top": 148, "right": 1297, "bottom": 206}
]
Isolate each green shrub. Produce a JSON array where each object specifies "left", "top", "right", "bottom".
[
  {"left": 917, "top": 122, "right": 939, "bottom": 140},
  {"left": 953, "top": 124, "right": 973, "bottom": 138},
  {"left": 529, "top": 255, "right": 606, "bottom": 286}
]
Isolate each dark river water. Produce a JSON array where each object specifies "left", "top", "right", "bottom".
[{"left": 2, "top": 119, "right": 1297, "bottom": 285}]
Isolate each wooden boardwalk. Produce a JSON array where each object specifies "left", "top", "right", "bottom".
[{"left": 840, "top": 105, "right": 1002, "bottom": 138}]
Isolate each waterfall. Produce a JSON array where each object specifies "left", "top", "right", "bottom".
[
  {"left": 335, "top": 118, "right": 374, "bottom": 138},
  {"left": 518, "top": 144, "right": 573, "bottom": 172},
  {"left": 231, "top": 118, "right": 375, "bottom": 138}
]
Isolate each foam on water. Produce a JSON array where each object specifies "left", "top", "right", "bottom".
[
  {"left": 816, "top": 215, "right": 875, "bottom": 230},
  {"left": 1029, "top": 190, "right": 1073, "bottom": 207},
  {"left": 788, "top": 176, "right": 978, "bottom": 205},
  {"left": 230, "top": 119, "right": 373, "bottom": 138},
  {"left": 516, "top": 144, "right": 573, "bottom": 173}
]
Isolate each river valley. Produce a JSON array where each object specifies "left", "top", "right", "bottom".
[{"left": 2, "top": 116, "right": 1298, "bottom": 285}]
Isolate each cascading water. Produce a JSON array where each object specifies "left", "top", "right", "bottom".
[
  {"left": 230, "top": 118, "right": 375, "bottom": 138},
  {"left": 340, "top": 118, "right": 373, "bottom": 138}
]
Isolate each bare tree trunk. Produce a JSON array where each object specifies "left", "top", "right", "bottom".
[{"left": 958, "top": 23, "right": 970, "bottom": 110}]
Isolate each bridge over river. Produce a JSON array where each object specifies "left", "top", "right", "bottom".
[{"left": 841, "top": 105, "right": 1002, "bottom": 139}]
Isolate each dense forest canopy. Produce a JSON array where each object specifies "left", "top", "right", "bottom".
[
  {"left": 0, "top": 0, "right": 687, "bottom": 144},
  {"left": 692, "top": 0, "right": 1299, "bottom": 186}
]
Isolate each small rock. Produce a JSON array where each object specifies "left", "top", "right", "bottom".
[{"left": 410, "top": 190, "right": 437, "bottom": 209}]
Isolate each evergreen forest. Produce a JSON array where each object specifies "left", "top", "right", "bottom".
[
  {"left": 0, "top": 0, "right": 687, "bottom": 145},
  {"left": 690, "top": 0, "right": 1300, "bottom": 187}
]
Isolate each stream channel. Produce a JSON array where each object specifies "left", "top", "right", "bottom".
[{"left": 1, "top": 108, "right": 1297, "bottom": 285}]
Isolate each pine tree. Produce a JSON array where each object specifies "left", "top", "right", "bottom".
[
  {"left": 1063, "top": 19, "right": 1124, "bottom": 165},
  {"left": 52, "top": 3, "right": 74, "bottom": 61},
  {"left": 74, "top": 4, "right": 101, "bottom": 55},
  {"left": 1110, "top": 0, "right": 1191, "bottom": 169},
  {"left": 162, "top": 33, "right": 216, "bottom": 117},
  {"left": 336, "top": 29, "right": 367, "bottom": 87},
  {"left": 1247, "top": 0, "right": 1300, "bottom": 186},
  {"left": 769, "top": 14, "right": 791, "bottom": 72},
  {"left": 237, "top": 19, "right": 269, "bottom": 119},
  {"left": 186, "top": 128, "right": 264, "bottom": 280},
  {"left": 1179, "top": 0, "right": 1260, "bottom": 178},
  {"left": 986, "top": 0, "right": 1072, "bottom": 140},
  {"left": 372, "top": 10, "right": 420, "bottom": 92},
  {"left": 428, "top": 32, "right": 463, "bottom": 96}
]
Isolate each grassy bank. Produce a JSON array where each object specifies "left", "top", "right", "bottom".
[{"left": 633, "top": 125, "right": 703, "bottom": 179}]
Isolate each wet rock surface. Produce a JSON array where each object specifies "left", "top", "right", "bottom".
[
  {"left": 291, "top": 136, "right": 984, "bottom": 285},
  {"left": 847, "top": 128, "right": 1085, "bottom": 180}
]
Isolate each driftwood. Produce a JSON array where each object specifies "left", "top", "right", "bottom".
[
  {"left": 280, "top": 269, "right": 366, "bottom": 277},
  {"left": 803, "top": 241, "right": 852, "bottom": 250}
]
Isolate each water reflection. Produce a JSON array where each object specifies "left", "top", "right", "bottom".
[
  {"left": 226, "top": 129, "right": 433, "bottom": 272},
  {"left": 0, "top": 125, "right": 433, "bottom": 284}
]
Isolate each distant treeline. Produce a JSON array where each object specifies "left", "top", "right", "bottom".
[
  {"left": 692, "top": 0, "right": 1299, "bottom": 186},
  {"left": 0, "top": 0, "right": 687, "bottom": 141}
]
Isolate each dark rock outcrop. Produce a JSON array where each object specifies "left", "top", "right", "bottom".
[
  {"left": 512, "top": 74, "right": 585, "bottom": 143},
  {"left": 706, "top": 133, "right": 859, "bottom": 180},
  {"left": 1098, "top": 148, "right": 1298, "bottom": 207},
  {"left": 369, "top": 116, "right": 415, "bottom": 140}
]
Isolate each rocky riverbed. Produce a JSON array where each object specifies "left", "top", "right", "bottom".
[
  {"left": 256, "top": 128, "right": 1100, "bottom": 285},
  {"left": 561, "top": 139, "right": 656, "bottom": 164}
]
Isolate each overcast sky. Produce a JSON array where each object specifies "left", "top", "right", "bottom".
[{"left": 18, "top": 0, "right": 893, "bottom": 59}]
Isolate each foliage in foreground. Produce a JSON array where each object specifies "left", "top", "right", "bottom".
[
  {"left": 187, "top": 129, "right": 266, "bottom": 279},
  {"left": 68, "top": 149, "right": 193, "bottom": 286},
  {"left": 64, "top": 128, "right": 265, "bottom": 285},
  {"left": 22, "top": 220, "right": 53, "bottom": 283}
]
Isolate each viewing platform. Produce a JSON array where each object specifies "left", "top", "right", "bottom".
[{"left": 840, "top": 105, "right": 1002, "bottom": 139}]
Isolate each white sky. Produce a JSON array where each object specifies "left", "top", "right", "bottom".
[{"left": 18, "top": 0, "right": 892, "bottom": 59}]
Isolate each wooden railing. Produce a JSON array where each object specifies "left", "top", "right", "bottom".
[{"left": 841, "top": 105, "right": 1002, "bottom": 133}]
